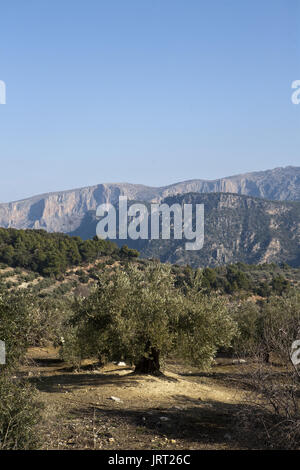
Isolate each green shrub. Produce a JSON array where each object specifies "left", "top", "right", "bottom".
[{"left": 0, "top": 374, "right": 41, "bottom": 450}]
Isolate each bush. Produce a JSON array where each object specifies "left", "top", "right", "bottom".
[
  {"left": 0, "top": 287, "right": 43, "bottom": 449},
  {"left": 0, "top": 285, "right": 72, "bottom": 353},
  {"left": 0, "top": 289, "right": 33, "bottom": 369},
  {"left": 230, "top": 301, "right": 260, "bottom": 356},
  {"left": 0, "top": 374, "right": 41, "bottom": 450},
  {"left": 59, "top": 326, "right": 85, "bottom": 369},
  {"left": 235, "top": 290, "right": 300, "bottom": 449},
  {"left": 236, "top": 360, "right": 300, "bottom": 449},
  {"left": 78, "top": 273, "right": 89, "bottom": 284}
]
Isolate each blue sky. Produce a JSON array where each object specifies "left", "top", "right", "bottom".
[{"left": 0, "top": 0, "right": 299, "bottom": 202}]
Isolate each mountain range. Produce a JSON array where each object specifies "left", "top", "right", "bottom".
[
  {"left": 0, "top": 166, "right": 300, "bottom": 267},
  {"left": 62, "top": 192, "right": 300, "bottom": 268},
  {"left": 0, "top": 166, "right": 300, "bottom": 234}
]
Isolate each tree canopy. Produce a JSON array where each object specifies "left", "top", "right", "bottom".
[
  {"left": 63, "top": 263, "right": 238, "bottom": 374},
  {"left": 0, "top": 228, "right": 138, "bottom": 276}
]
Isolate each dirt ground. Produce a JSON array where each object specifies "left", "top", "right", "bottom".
[{"left": 22, "top": 347, "right": 255, "bottom": 450}]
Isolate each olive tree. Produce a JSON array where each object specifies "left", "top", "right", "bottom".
[
  {"left": 65, "top": 263, "right": 237, "bottom": 375},
  {"left": 0, "top": 286, "right": 41, "bottom": 449},
  {"left": 0, "top": 287, "right": 33, "bottom": 369}
]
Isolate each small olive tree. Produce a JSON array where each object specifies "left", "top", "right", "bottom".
[
  {"left": 0, "top": 287, "right": 33, "bottom": 369},
  {"left": 64, "top": 263, "right": 237, "bottom": 374},
  {"left": 230, "top": 301, "right": 261, "bottom": 357},
  {"left": 0, "top": 286, "right": 41, "bottom": 450}
]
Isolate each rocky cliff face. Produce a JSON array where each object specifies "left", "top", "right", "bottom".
[
  {"left": 0, "top": 166, "right": 299, "bottom": 234},
  {"left": 135, "top": 193, "right": 300, "bottom": 268}
]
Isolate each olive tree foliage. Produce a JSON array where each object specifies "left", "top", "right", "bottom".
[
  {"left": 176, "top": 286, "right": 238, "bottom": 369},
  {"left": 0, "top": 284, "right": 71, "bottom": 367},
  {"left": 0, "top": 285, "right": 41, "bottom": 449},
  {"left": 230, "top": 301, "right": 261, "bottom": 357},
  {"left": 0, "top": 286, "right": 33, "bottom": 369},
  {"left": 230, "top": 290, "right": 300, "bottom": 363},
  {"left": 62, "top": 263, "right": 237, "bottom": 374}
]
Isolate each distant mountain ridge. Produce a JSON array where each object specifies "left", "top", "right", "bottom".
[
  {"left": 61, "top": 192, "right": 300, "bottom": 268},
  {"left": 135, "top": 192, "right": 300, "bottom": 268},
  {"left": 0, "top": 166, "right": 300, "bottom": 235}
]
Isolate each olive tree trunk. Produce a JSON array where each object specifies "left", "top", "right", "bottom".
[{"left": 134, "top": 346, "right": 162, "bottom": 376}]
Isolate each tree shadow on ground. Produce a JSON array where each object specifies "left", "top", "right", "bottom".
[
  {"left": 33, "top": 358, "right": 63, "bottom": 367},
  {"left": 130, "top": 371, "right": 179, "bottom": 383},
  {"left": 68, "top": 399, "right": 262, "bottom": 449},
  {"left": 178, "top": 369, "right": 290, "bottom": 392},
  {"left": 29, "top": 371, "right": 140, "bottom": 393}
]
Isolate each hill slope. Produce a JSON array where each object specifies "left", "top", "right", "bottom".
[
  {"left": 137, "top": 193, "right": 300, "bottom": 267},
  {"left": 64, "top": 193, "right": 300, "bottom": 268},
  {"left": 0, "top": 166, "right": 299, "bottom": 234}
]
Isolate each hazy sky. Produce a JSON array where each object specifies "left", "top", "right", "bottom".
[{"left": 0, "top": 0, "right": 299, "bottom": 202}]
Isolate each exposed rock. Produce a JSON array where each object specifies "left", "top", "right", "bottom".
[
  {"left": 159, "top": 416, "right": 170, "bottom": 422},
  {"left": 109, "top": 396, "right": 122, "bottom": 403},
  {"left": 0, "top": 167, "right": 300, "bottom": 268},
  {"left": 0, "top": 166, "right": 299, "bottom": 235},
  {"left": 138, "top": 192, "right": 300, "bottom": 267}
]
